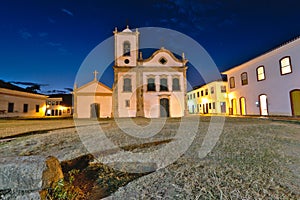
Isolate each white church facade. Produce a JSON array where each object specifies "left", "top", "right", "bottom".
[
  {"left": 73, "top": 72, "right": 113, "bottom": 118},
  {"left": 74, "top": 26, "right": 188, "bottom": 118},
  {"left": 112, "top": 26, "right": 188, "bottom": 118},
  {"left": 223, "top": 37, "right": 300, "bottom": 116}
]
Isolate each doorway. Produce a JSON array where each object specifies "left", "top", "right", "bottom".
[
  {"left": 90, "top": 103, "right": 100, "bottom": 118},
  {"left": 259, "top": 94, "right": 268, "bottom": 116},
  {"left": 290, "top": 90, "right": 300, "bottom": 116},
  {"left": 160, "top": 98, "right": 170, "bottom": 117},
  {"left": 231, "top": 99, "right": 237, "bottom": 115},
  {"left": 240, "top": 97, "right": 246, "bottom": 115}
]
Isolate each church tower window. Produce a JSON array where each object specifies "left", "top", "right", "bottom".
[
  {"left": 123, "top": 78, "right": 132, "bottom": 92},
  {"left": 123, "top": 41, "right": 131, "bottom": 56}
]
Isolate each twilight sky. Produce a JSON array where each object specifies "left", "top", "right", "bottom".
[{"left": 1, "top": 0, "right": 300, "bottom": 93}]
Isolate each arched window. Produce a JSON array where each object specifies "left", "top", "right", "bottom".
[
  {"left": 172, "top": 78, "right": 180, "bottom": 91},
  {"left": 147, "top": 78, "right": 156, "bottom": 91},
  {"left": 280, "top": 56, "right": 292, "bottom": 75},
  {"left": 256, "top": 66, "right": 265, "bottom": 81},
  {"left": 123, "top": 41, "right": 131, "bottom": 56},
  {"left": 241, "top": 72, "right": 248, "bottom": 85},
  {"left": 123, "top": 78, "right": 132, "bottom": 92},
  {"left": 229, "top": 77, "right": 235, "bottom": 88}
]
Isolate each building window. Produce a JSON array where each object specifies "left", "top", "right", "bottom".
[
  {"left": 123, "top": 78, "right": 132, "bottom": 92},
  {"left": 201, "top": 90, "right": 204, "bottom": 96},
  {"left": 67, "top": 109, "right": 70, "bottom": 113},
  {"left": 257, "top": 66, "right": 265, "bottom": 81},
  {"left": 172, "top": 78, "right": 180, "bottom": 91},
  {"left": 125, "top": 100, "right": 130, "bottom": 107},
  {"left": 211, "top": 87, "right": 214, "bottom": 94},
  {"left": 205, "top": 89, "right": 208, "bottom": 95},
  {"left": 197, "top": 92, "right": 199, "bottom": 97},
  {"left": 221, "top": 86, "right": 226, "bottom": 93},
  {"left": 280, "top": 56, "right": 292, "bottom": 75},
  {"left": 123, "top": 41, "right": 131, "bottom": 56},
  {"left": 160, "top": 78, "right": 168, "bottom": 91},
  {"left": 147, "top": 78, "right": 156, "bottom": 91},
  {"left": 193, "top": 93, "right": 195, "bottom": 99},
  {"left": 8, "top": 102, "right": 14, "bottom": 113},
  {"left": 229, "top": 77, "right": 235, "bottom": 88},
  {"left": 159, "top": 57, "right": 167, "bottom": 65},
  {"left": 36, "top": 105, "right": 39, "bottom": 113},
  {"left": 47, "top": 101, "right": 51, "bottom": 105},
  {"left": 23, "top": 104, "right": 28, "bottom": 113},
  {"left": 241, "top": 72, "right": 248, "bottom": 85},
  {"left": 212, "top": 102, "right": 216, "bottom": 109},
  {"left": 209, "top": 103, "right": 212, "bottom": 109}
]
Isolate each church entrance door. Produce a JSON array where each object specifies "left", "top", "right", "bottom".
[
  {"left": 90, "top": 103, "right": 100, "bottom": 118},
  {"left": 160, "top": 98, "right": 170, "bottom": 117}
]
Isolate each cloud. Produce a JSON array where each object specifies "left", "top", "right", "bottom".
[
  {"left": 61, "top": 8, "right": 74, "bottom": 16},
  {"left": 19, "top": 29, "right": 32, "bottom": 39},
  {"left": 10, "top": 81, "right": 48, "bottom": 87},
  {"left": 38, "top": 32, "right": 48, "bottom": 37},
  {"left": 47, "top": 42, "right": 62, "bottom": 47},
  {"left": 58, "top": 47, "right": 71, "bottom": 55}
]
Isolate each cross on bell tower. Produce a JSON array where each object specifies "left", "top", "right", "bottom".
[{"left": 93, "top": 70, "right": 98, "bottom": 81}]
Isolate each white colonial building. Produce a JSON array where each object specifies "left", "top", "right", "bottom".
[
  {"left": 112, "top": 26, "right": 188, "bottom": 118},
  {"left": 0, "top": 81, "right": 47, "bottom": 118},
  {"left": 223, "top": 36, "right": 300, "bottom": 116},
  {"left": 187, "top": 80, "right": 228, "bottom": 115},
  {"left": 73, "top": 72, "right": 112, "bottom": 118}
]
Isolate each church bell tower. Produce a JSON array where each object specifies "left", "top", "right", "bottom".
[{"left": 114, "top": 26, "right": 139, "bottom": 67}]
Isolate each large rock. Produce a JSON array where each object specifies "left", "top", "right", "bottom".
[{"left": 0, "top": 156, "right": 63, "bottom": 199}]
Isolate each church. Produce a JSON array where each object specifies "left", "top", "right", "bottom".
[{"left": 74, "top": 26, "right": 188, "bottom": 118}]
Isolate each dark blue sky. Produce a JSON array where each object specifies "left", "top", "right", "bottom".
[{"left": 1, "top": 0, "right": 300, "bottom": 93}]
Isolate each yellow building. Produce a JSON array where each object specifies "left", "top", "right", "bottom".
[
  {"left": 187, "top": 81, "right": 228, "bottom": 115},
  {"left": 45, "top": 94, "right": 73, "bottom": 117}
]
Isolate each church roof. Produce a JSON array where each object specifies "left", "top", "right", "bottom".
[{"left": 122, "top": 25, "right": 132, "bottom": 33}]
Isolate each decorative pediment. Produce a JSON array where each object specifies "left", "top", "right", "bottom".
[
  {"left": 141, "top": 48, "right": 187, "bottom": 67},
  {"left": 75, "top": 80, "right": 112, "bottom": 94}
]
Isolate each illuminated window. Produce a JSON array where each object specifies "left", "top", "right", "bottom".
[
  {"left": 221, "top": 86, "right": 226, "bottom": 93},
  {"left": 241, "top": 72, "right": 248, "bottom": 85},
  {"left": 172, "top": 78, "right": 180, "bottom": 91},
  {"left": 256, "top": 66, "right": 265, "bottom": 81},
  {"left": 280, "top": 56, "right": 292, "bottom": 75},
  {"left": 147, "top": 78, "right": 156, "bottom": 91},
  {"left": 123, "top": 41, "right": 131, "bottom": 56},
  {"left": 160, "top": 78, "right": 168, "bottom": 91},
  {"left": 123, "top": 78, "right": 132, "bottom": 92},
  {"left": 229, "top": 77, "right": 235, "bottom": 88}
]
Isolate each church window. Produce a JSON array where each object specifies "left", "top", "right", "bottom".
[
  {"left": 241, "top": 72, "right": 248, "bottom": 85},
  {"left": 147, "top": 78, "right": 156, "bottom": 91},
  {"left": 256, "top": 66, "right": 265, "bottom": 81},
  {"left": 124, "top": 59, "right": 130, "bottom": 64},
  {"left": 123, "top": 41, "right": 131, "bottom": 56},
  {"left": 8, "top": 102, "right": 14, "bottom": 113},
  {"left": 160, "top": 78, "right": 168, "bottom": 91},
  {"left": 172, "top": 77, "right": 180, "bottom": 91},
  {"left": 280, "top": 56, "right": 292, "bottom": 75},
  {"left": 125, "top": 100, "right": 130, "bottom": 107},
  {"left": 229, "top": 77, "right": 235, "bottom": 88},
  {"left": 159, "top": 57, "right": 167, "bottom": 65},
  {"left": 123, "top": 78, "right": 132, "bottom": 92}
]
